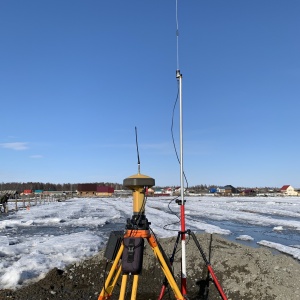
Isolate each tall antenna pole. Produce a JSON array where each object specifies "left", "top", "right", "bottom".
[{"left": 175, "top": 0, "right": 187, "bottom": 295}]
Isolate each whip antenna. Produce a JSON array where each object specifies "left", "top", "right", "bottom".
[
  {"left": 176, "top": 0, "right": 180, "bottom": 70},
  {"left": 135, "top": 126, "right": 141, "bottom": 174}
]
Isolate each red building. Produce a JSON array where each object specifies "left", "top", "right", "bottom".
[
  {"left": 23, "top": 190, "right": 33, "bottom": 195},
  {"left": 77, "top": 184, "right": 114, "bottom": 197}
]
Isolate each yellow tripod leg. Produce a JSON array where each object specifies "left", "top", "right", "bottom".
[
  {"left": 119, "top": 274, "right": 139, "bottom": 300},
  {"left": 148, "top": 236, "right": 184, "bottom": 300},
  {"left": 131, "top": 275, "right": 139, "bottom": 300},
  {"left": 119, "top": 274, "right": 128, "bottom": 300},
  {"left": 98, "top": 243, "right": 124, "bottom": 300}
]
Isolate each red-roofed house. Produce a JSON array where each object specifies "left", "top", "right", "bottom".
[
  {"left": 280, "top": 185, "right": 298, "bottom": 196},
  {"left": 23, "top": 190, "right": 33, "bottom": 195}
]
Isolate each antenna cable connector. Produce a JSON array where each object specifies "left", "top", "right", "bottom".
[{"left": 176, "top": 69, "right": 182, "bottom": 79}]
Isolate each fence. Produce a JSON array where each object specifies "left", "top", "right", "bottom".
[{"left": 3, "top": 194, "right": 68, "bottom": 213}]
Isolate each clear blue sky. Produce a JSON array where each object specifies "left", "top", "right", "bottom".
[{"left": 1, "top": 1, "right": 299, "bottom": 188}]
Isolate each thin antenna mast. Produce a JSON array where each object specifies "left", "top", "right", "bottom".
[
  {"left": 176, "top": 0, "right": 187, "bottom": 296},
  {"left": 135, "top": 126, "right": 141, "bottom": 174}
]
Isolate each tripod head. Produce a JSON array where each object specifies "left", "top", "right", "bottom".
[{"left": 123, "top": 172, "right": 155, "bottom": 230}]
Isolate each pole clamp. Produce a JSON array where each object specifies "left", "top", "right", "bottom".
[{"left": 175, "top": 199, "right": 186, "bottom": 205}]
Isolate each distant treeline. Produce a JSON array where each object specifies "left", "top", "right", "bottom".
[
  {"left": 1, "top": 182, "right": 125, "bottom": 192},
  {"left": 0, "top": 182, "right": 279, "bottom": 193},
  {"left": 1, "top": 183, "right": 217, "bottom": 193}
]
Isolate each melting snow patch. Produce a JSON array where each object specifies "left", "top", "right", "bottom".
[
  {"left": 258, "top": 240, "right": 300, "bottom": 260},
  {"left": 273, "top": 226, "right": 284, "bottom": 231},
  {"left": 236, "top": 235, "right": 254, "bottom": 241},
  {"left": 290, "top": 245, "right": 300, "bottom": 249}
]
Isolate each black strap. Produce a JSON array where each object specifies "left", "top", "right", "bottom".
[{"left": 127, "top": 239, "right": 135, "bottom": 263}]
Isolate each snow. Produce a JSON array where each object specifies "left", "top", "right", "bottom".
[
  {"left": 273, "top": 226, "right": 284, "bottom": 231},
  {"left": 257, "top": 240, "right": 300, "bottom": 260},
  {"left": 0, "top": 196, "right": 300, "bottom": 290},
  {"left": 236, "top": 235, "right": 254, "bottom": 241}
]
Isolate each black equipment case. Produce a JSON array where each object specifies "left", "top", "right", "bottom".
[{"left": 122, "top": 237, "right": 144, "bottom": 275}]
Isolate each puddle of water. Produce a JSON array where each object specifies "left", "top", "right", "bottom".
[{"left": 189, "top": 218, "right": 300, "bottom": 252}]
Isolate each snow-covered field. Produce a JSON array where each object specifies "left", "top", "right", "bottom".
[{"left": 0, "top": 196, "right": 300, "bottom": 290}]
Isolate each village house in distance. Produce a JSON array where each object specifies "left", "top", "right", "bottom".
[
  {"left": 1, "top": 183, "right": 299, "bottom": 199},
  {"left": 77, "top": 184, "right": 114, "bottom": 197},
  {"left": 279, "top": 185, "right": 298, "bottom": 196},
  {"left": 151, "top": 184, "right": 300, "bottom": 197}
]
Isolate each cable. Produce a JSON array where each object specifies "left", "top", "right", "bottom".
[
  {"left": 163, "top": 197, "right": 180, "bottom": 231},
  {"left": 171, "top": 86, "right": 180, "bottom": 164},
  {"left": 167, "top": 196, "right": 180, "bottom": 218},
  {"left": 170, "top": 79, "right": 189, "bottom": 191}
]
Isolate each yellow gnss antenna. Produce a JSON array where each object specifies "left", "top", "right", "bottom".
[{"left": 123, "top": 127, "right": 155, "bottom": 228}]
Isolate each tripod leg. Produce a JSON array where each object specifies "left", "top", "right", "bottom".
[
  {"left": 119, "top": 274, "right": 128, "bottom": 300},
  {"left": 98, "top": 243, "right": 124, "bottom": 300},
  {"left": 187, "top": 230, "right": 228, "bottom": 300},
  {"left": 130, "top": 275, "right": 139, "bottom": 300},
  {"left": 148, "top": 235, "right": 184, "bottom": 300},
  {"left": 119, "top": 274, "right": 139, "bottom": 300},
  {"left": 158, "top": 231, "right": 181, "bottom": 300}
]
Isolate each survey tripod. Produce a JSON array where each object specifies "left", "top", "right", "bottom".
[
  {"left": 98, "top": 172, "right": 185, "bottom": 300},
  {"left": 158, "top": 229, "right": 228, "bottom": 300}
]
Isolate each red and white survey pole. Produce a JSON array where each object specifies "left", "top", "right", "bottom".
[{"left": 176, "top": 69, "right": 187, "bottom": 296}]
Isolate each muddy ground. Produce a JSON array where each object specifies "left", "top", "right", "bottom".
[{"left": 0, "top": 233, "right": 299, "bottom": 300}]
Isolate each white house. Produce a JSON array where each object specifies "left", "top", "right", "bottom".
[{"left": 280, "top": 185, "right": 298, "bottom": 196}]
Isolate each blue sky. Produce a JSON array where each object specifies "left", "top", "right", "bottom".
[{"left": 1, "top": 1, "right": 299, "bottom": 188}]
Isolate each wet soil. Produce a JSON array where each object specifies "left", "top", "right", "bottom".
[{"left": 0, "top": 233, "right": 299, "bottom": 300}]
